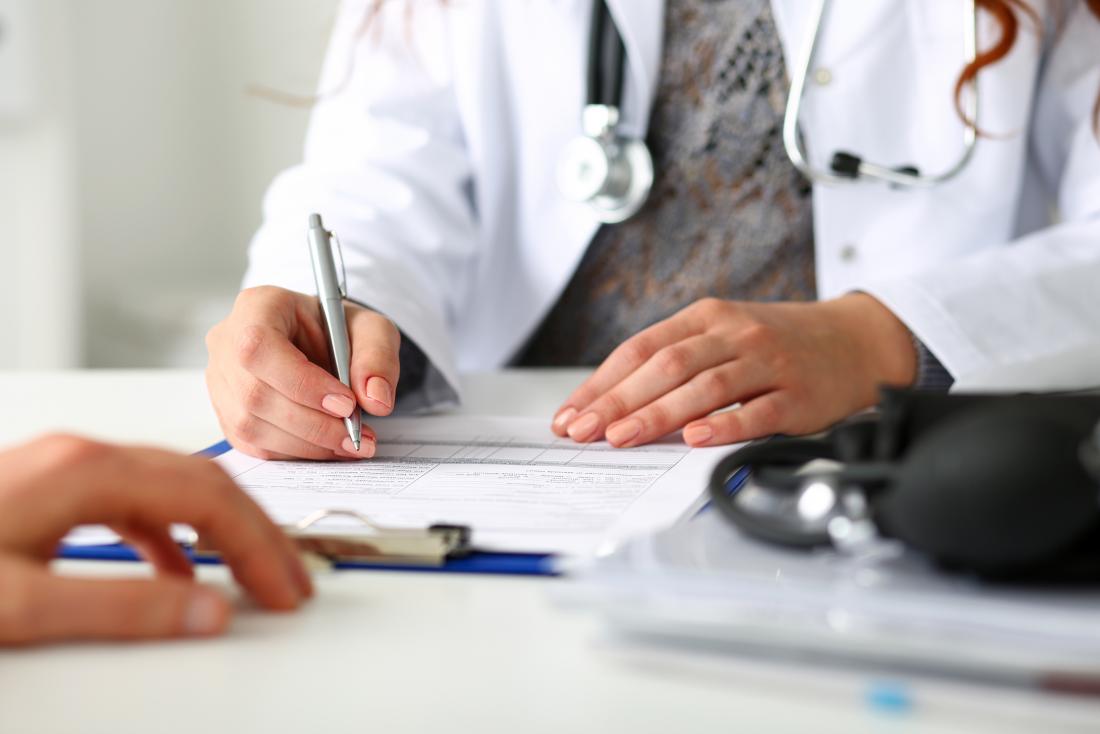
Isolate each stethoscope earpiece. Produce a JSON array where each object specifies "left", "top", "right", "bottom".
[{"left": 830, "top": 152, "right": 922, "bottom": 188}]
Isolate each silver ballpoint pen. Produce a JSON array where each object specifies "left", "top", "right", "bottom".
[{"left": 307, "top": 213, "right": 362, "bottom": 452}]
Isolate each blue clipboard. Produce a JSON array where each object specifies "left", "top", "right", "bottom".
[{"left": 59, "top": 440, "right": 748, "bottom": 577}]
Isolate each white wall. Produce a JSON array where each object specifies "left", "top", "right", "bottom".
[
  {"left": 0, "top": 0, "right": 339, "bottom": 369},
  {"left": 75, "top": 0, "right": 339, "bottom": 367},
  {"left": 0, "top": 0, "right": 81, "bottom": 369}
]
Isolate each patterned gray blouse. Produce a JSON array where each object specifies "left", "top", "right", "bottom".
[{"left": 516, "top": 0, "right": 816, "bottom": 367}]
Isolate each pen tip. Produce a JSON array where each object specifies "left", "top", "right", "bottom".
[{"left": 353, "top": 439, "right": 361, "bottom": 452}]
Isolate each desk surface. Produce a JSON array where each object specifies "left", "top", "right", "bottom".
[{"left": 1, "top": 370, "right": 1098, "bottom": 734}]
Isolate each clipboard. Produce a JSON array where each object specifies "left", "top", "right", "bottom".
[
  {"left": 58, "top": 440, "right": 558, "bottom": 576},
  {"left": 59, "top": 440, "right": 744, "bottom": 576}
]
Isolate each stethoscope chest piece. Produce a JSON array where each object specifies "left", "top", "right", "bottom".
[
  {"left": 558, "top": 106, "right": 654, "bottom": 224},
  {"left": 559, "top": 1, "right": 653, "bottom": 224}
]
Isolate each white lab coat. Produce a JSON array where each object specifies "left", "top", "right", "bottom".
[{"left": 244, "top": 0, "right": 1100, "bottom": 405}]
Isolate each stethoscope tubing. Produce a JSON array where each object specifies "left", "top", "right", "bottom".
[
  {"left": 782, "top": 0, "right": 980, "bottom": 188},
  {"left": 568, "top": 0, "right": 982, "bottom": 224},
  {"left": 587, "top": 0, "right": 626, "bottom": 109}
]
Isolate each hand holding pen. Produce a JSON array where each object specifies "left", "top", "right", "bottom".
[{"left": 204, "top": 218, "right": 403, "bottom": 461}]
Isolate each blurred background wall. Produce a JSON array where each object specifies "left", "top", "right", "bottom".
[{"left": 0, "top": 0, "right": 340, "bottom": 369}]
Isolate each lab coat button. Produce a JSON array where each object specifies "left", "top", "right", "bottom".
[
  {"left": 813, "top": 68, "right": 833, "bottom": 86},
  {"left": 839, "top": 243, "right": 858, "bottom": 262}
]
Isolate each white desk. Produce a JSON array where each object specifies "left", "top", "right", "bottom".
[{"left": 0, "top": 370, "right": 1097, "bottom": 734}]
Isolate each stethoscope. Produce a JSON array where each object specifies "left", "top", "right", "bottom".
[
  {"left": 557, "top": 0, "right": 655, "bottom": 223},
  {"left": 559, "top": 0, "right": 981, "bottom": 224},
  {"left": 703, "top": 391, "right": 1100, "bottom": 582}
]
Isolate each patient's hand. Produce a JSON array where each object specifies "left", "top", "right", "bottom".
[
  {"left": 0, "top": 435, "right": 311, "bottom": 646},
  {"left": 206, "top": 285, "right": 402, "bottom": 460},
  {"left": 551, "top": 294, "right": 917, "bottom": 448}
]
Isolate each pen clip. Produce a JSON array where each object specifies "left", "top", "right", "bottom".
[{"left": 330, "top": 232, "right": 348, "bottom": 299}]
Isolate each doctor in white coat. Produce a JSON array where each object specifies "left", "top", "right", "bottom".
[{"left": 206, "top": 0, "right": 1100, "bottom": 461}]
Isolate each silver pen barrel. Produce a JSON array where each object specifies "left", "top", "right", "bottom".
[{"left": 308, "top": 214, "right": 363, "bottom": 451}]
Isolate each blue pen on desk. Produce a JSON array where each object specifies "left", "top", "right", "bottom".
[
  {"left": 865, "top": 681, "right": 914, "bottom": 716},
  {"left": 307, "top": 213, "right": 362, "bottom": 451}
]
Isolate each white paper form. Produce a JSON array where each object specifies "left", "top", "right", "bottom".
[{"left": 215, "top": 416, "right": 731, "bottom": 556}]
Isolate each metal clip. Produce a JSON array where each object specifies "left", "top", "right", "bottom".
[
  {"left": 193, "top": 509, "right": 471, "bottom": 567},
  {"left": 329, "top": 233, "right": 348, "bottom": 299}
]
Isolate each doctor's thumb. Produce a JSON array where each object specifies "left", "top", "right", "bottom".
[
  {"left": 17, "top": 575, "right": 232, "bottom": 644},
  {"left": 346, "top": 306, "right": 402, "bottom": 418}
]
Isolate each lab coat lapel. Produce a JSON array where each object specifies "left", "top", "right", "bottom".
[{"left": 603, "top": 0, "right": 664, "bottom": 136}]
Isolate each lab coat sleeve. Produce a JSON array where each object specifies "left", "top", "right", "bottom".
[
  {"left": 242, "top": 0, "right": 475, "bottom": 410},
  {"left": 860, "top": 7, "right": 1100, "bottom": 391}
]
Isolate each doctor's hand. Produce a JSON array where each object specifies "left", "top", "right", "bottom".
[
  {"left": 0, "top": 435, "right": 311, "bottom": 646},
  {"left": 206, "top": 286, "right": 402, "bottom": 461},
  {"left": 552, "top": 294, "right": 917, "bottom": 448}
]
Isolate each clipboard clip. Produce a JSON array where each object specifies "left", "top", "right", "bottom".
[{"left": 193, "top": 509, "right": 472, "bottom": 567}]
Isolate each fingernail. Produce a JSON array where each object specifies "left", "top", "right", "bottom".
[
  {"left": 568, "top": 412, "right": 600, "bottom": 443},
  {"left": 322, "top": 394, "right": 356, "bottom": 418},
  {"left": 365, "top": 377, "right": 393, "bottom": 410},
  {"left": 183, "top": 589, "right": 228, "bottom": 637},
  {"left": 552, "top": 407, "right": 578, "bottom": 433},
  {"left": 684, "top": 424, "right": 714, "bottom": 446},
  {"left": 606, "top": 418, "right": 642, "bottom": 447},
  {"left": 342, "top": 436, "right": 376, "bottom": 458}
]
